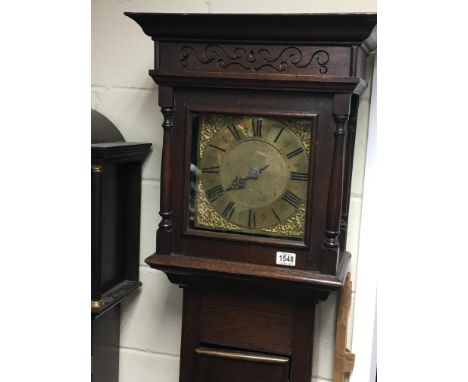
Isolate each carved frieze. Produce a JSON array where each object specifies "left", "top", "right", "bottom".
[
  {"left": 180, "top": 45, "right": 330, "bottom": 74},
  {"left": 156, "top": 42, "right": 352, "bottom": 78}
]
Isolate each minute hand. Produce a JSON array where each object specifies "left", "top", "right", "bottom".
[{"left": 245, "top": 164, "right": 269, "bottom": 181}]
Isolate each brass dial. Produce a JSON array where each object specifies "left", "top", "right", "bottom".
[{"left": 196, "top": 115, "right": 309, "bottom": 235}]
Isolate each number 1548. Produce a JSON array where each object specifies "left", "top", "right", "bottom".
[{"left": 276, "top": 252, "right": 296, "bottom": 266}]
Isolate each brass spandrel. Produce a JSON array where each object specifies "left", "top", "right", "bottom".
[
  {"left": 199, "top": 114, "right": 238, "bottom": 159},
  {"left": 278, "top": 118, "right": 311, "bottom": 155},
  {"left": 195, "top": 176, "right": 306, "bottom": 237},
  {"left": 261, "top": 204, "right": 306, "bottom": 237},
  {"left": 194, "top": 181, "right": 239, "bottom": 231}
]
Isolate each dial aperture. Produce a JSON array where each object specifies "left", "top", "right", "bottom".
[
  {"left": 198, "top": 116, "right": 308, "bottom": 230},
  {"left": 191, "top": 113, "right": 311, "bottom": 239}
]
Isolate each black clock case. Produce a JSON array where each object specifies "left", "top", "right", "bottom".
[{"left": 91, "top": 109, "right": 151, "bottom": 381}]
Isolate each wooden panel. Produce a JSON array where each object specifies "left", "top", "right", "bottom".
[
  {"left": 180, "top": 289, "right": 202, "bottom": 382},
  {"left": 122, "top": 161, "right": 143, "bottom": 282},
  {"left": 199, "top": 290, "right": 293, "bottom": 355},
  {"left": 91, "top": 142, "right": 151, "bottom": 299},
  {"left": 91, "top": 164, "right": 103, "bottom": 302},
  {"left": 178, "top": 287, "right": 321, "bottom": 382},
  {"left": 159, "top": 43, "right": 351, "bottom": 77},
  {"left": 101, "top": 164, "right": 125, "bottom": 292},
  {"left": 194, "top": 347, "right": 290, "bottom": 382},
  {"left": 92, "top": 307, "right": 121, "bottom": 382},
  {"left": 290, "top": 300, "right": 316, "bottom": 382}
]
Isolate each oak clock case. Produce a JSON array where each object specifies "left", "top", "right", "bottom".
[{"left": 126, "top": 12, "right": 376, "bottom": 382}]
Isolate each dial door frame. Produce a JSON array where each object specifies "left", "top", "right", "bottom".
[{"left": 182, "top": 104, "right": 319, "bottom": 251}]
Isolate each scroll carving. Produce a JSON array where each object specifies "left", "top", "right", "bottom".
[{"left": 180, "top": 45, "right": 329, "bottom": 74}]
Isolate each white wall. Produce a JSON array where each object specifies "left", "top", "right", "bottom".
[
  {"left": 349, "top": 58, "right": 377, "bottom": 382},
  {"left": 91, "top": 1, "right": 376, "bottom": 381}
]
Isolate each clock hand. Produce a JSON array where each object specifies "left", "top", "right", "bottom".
[
  {"left": 226, "top": 175, "right": 246, "bottom": 191},
  {"left": 258, "top": 164, "right": 269, "bottom": 174},
  {"left": 226, "top": 164, "right": 270, "bottom": 191},
  {"left": 246, "top": 164, "right": 269, "bottom": 179}
]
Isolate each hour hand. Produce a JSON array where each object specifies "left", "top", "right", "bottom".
[
  {"left": 226, "top": 164, "right": 269, "bottom": 191},
  {"left": 226, "top": 176, "right": 246, "bottom": 191},
  {"left": 258, "top": 164, "right": 269, "bottom": 174}
]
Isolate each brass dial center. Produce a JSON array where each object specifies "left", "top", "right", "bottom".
[{"left": 221, "top": 140, "right": 288, "bottom": 209}]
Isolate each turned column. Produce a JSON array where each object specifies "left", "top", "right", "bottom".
[
  {"left": 339, "top": 95, "right": 360, "bottom": 250},
  {"left": 156, "top": 85, "right": 174, "bottom": 255},
  {"left": 321, "top": 94, "right": 352, "bottom": 275}
]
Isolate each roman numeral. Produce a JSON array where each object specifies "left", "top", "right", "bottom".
[
  {"left": 282, "top": 190, "right": 302, "bottom": 208},
  {"left": 208, "top": 144, "right": 226, "bottom": 152},
  {"left": 227, "top": 124, "right": 241, "bottom": 141},
  {"left": 202, "top": 166, "right": 220, "bottom": 174},
  {"left": 248, "top": 209, "right": 256, "bottom": 228},
  {"left": 252, "top": 118, "right": 262, "bottom": 137},
  {"left": 222, "top": 201, "right": 236, "bottom": 220},
  {"left": 271, "top": 208, "right": 281, "bottom": 222},
  {"left": 274, "top": 126, "right": 284, "bottom": 142},
  {"left": 206, "top": 185, "right": 224, "bottom": 202},
  {"left": 290, "top": 172, "right": 308, "bottom": 181},
  {"left": 286, "top": 147, "right": 304, "bottom": 159}
]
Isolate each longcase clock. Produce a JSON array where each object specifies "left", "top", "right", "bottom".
[{"left": 126, "top": 13, "right": 376, "bottom": 382}]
